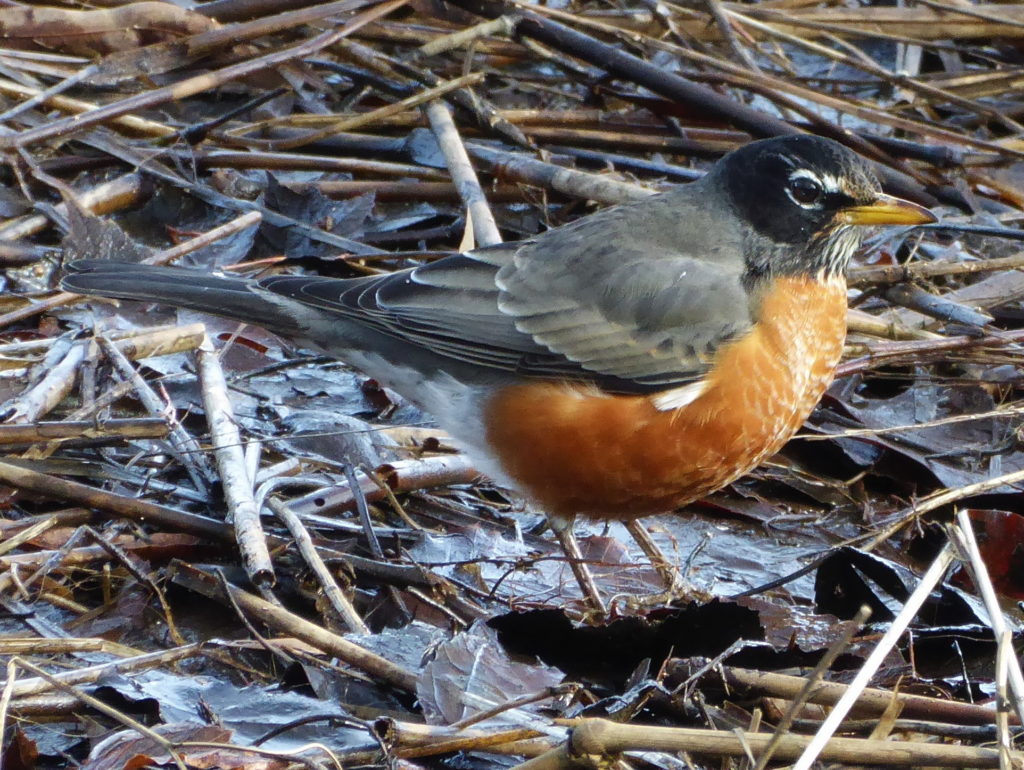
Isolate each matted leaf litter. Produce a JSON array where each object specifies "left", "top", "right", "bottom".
[{"left": 1, "top": 0, "right": 1024, "bottom": 768}]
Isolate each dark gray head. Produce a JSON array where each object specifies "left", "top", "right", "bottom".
[{"left": 713, "top": 135, "right": 933, "bottom": 279}]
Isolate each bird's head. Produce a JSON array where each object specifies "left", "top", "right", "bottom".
[{"left": 716, "top": 135, "right": 936, "bottom": 280}]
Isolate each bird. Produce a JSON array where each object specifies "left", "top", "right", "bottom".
[{"left": 62, "top": 135, "right": 936, "bottom": 613}]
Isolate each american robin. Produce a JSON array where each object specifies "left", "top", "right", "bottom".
[{"left": 62, "top": 135, "right": 935, "bottom": 611}]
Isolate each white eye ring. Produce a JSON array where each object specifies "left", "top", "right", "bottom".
[{"left": 786, "top": 170, "right": 827, "bottom": 209}]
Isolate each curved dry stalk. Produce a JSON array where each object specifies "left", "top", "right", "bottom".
[{"left": 264, "top": 495, "right": 370, "bottom": 635}]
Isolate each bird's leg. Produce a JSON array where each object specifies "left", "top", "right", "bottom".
[
  {"left": 625, "top": 519, "right": 683, "bottom": 593},
  {"left": 549, "top": 515, "right": 608, "bottom": 614}
]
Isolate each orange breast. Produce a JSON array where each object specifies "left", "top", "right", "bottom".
[{"left": 482, "top": 275, "right": 848, "bottom": 519}]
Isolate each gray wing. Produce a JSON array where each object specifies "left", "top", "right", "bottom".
[
  {"left": 493, "top": 197, "right": 754, "bottom": 385},
  {"left": 263, "top": 185, "right": 756, "bottom": 393}
]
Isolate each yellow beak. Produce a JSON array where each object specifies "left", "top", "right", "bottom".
[{"left": 839, "top": 194, "right": 937, "bottom": 226}]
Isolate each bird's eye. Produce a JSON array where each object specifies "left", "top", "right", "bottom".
[{"left": 788, "top": 175, "right": 823, "bottom": 207}]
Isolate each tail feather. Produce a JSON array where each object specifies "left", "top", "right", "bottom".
[{"left": 61, "top": 260, "right": 304, "bottom": 334}]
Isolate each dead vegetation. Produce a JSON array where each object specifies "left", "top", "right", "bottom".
[{"left": 1, "top": 0, "right": 1024, "bottom": 767}]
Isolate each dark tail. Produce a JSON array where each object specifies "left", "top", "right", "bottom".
[{"left": 61, "top": 260, "right": 304, "bottom": 334}]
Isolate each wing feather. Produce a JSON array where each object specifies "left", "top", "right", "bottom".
[{"left": 259, "top": 180, "right": 757, "bottom": 393}]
